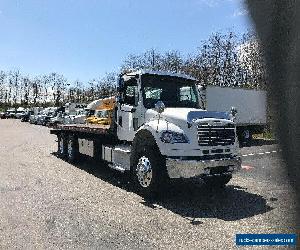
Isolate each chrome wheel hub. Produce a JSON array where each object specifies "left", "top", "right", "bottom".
[{"left": 136, "top": 156, "right": 153, "bottom": 188}]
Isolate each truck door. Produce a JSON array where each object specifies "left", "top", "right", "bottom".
[{"left": 117, "top": 78, "right": 139, "bottom": 141}]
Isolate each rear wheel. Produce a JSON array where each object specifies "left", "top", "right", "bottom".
[
  {"left": 238, "top": 129, "right": 252, "bottom": 146},
  {"left": 57, "top": 134, "right": 67, "bottom": 158},
  {"left": 67, "top": 135, "right": 78, "bottom": 163}
]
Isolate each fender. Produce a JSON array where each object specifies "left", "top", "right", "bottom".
[{"left": 134, "top": 119, "right": 185, "bottom": 156}]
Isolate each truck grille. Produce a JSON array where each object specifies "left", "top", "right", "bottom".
[{"left": 197, "top": 123, "right": 235, "bottom": 146}]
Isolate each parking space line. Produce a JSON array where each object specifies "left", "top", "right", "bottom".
[
  {"left": 242, "top": 165, "right": 255, "bottom": 170},
  {"left": 241, "top": 150, "right": 279, "bottom": 158}
]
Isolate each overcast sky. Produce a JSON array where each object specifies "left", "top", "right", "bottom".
[{"left": 0, "top": 0, "right": 252, "bottom": 82}]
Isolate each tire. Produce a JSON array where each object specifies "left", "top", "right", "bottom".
[
  {"left": 57, "top": 134, "right": 67, "bottom": 158},
  {"left": 203, "top": 173, "right": 232, "bottom": 188},
  {"left": 66, "top": 135, "right": 78, "bottom": 163},
  {"left": 238, "top": 129, "right": 252, "bottom": 146},
  {"left": 131, "top": 135, "right": 168, "bottom": 198}
]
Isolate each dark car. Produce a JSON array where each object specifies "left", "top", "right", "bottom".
[
  {"left": 21, "top": 111, "right": 34, "bottom": 122},
  {"left": 42, "top": 115, "right": 53, "bottom": 126},
  {"left": 5, "top": 110, "right": 16, "bottom": 118},
  {"left": 0, "top": 112, "right": 10, "bottom": 119},
  {"left": 36, "top": 112, "right": 56, "bottom": 126},
  {"left": 0, "top": 112, "right": 6, "bottom": 119}
]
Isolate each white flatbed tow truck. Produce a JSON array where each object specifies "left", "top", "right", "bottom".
[{"left": 50, "top": 70, "right": 241, "bottom": 196}]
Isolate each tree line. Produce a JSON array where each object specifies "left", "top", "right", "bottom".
[
  {"left": 0, "top": 71, "right": 117, "bottom": 109},
  {"left": 0, "top": 31, "right": 266, "bottom": 109},
  {"left": 121, "top": 31, "right": 266, "bottom": 89}
]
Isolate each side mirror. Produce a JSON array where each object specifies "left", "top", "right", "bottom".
[
  {"left": 117, "top": 78, "right": 125, "bottom": 104},
  {"left": 197, "top": 84, "right": 207, "bottom": 91},
  {"left": 118, "top": 77, "right": 124, "bottom": 90},
  {"left": 230, "top": 106, "right": 237, "bottom": 116},
  {"left": 230, "top": 106, "right": 237, "bottom": 121},
  {"left": 155, "top": 101, "right": 165, "bottom": 114},
  {"left": 117, "top": 93, "right": 124, "bottom": 104}
]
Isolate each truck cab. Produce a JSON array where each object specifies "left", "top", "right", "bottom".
[
  {"left": 114, "top": 70, "right": 241, "bottom": 193},
  {"left": 117, "top": 70, "right": 239, "bottom": 152}
]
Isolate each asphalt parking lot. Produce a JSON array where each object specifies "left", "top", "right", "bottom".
[{"left": 0, "top": 120, "right": 298, "bottom": 249}]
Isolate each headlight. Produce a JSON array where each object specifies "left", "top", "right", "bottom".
[{"left": 160, "top": 131, "right": 189, "bottom": 144}]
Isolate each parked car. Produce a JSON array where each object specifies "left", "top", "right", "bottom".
[
  {"left": 21, "top": 111, "right": 34, "bottom": 122},
  {"left": 2, "top": 112, "right": 11, "bottom": 119},
  {"left": 15, "top": 107, "right": 26, "bottom": 119},
  {"left": 42, "top": 114, "right": 55, "bottom": 126},
  {"left": 6, "top": 109, "right": 16, "bottom": 118},
  {"left": 48, "top": 112, "right": 64, "bottom": 127},
  {"left": 35, "top": 114, "right": 44, "bottom": 125},
  {"left": 63, "top": 114, "right": 76, "bottom": 124},
  {"left": 36, "top": 112, "right": 55, "bottom": 126},
  {"left": 29, "top": 113, "right": 39, "bottom": 124},
  {"left": 72, "top": 109, "right": 88, "bottom": 124}
]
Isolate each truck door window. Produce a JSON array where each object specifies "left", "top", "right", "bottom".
[
  {"left": 180, "top": 86, "right": 197, "bottom": 102},
  {"left": 145, "top": 87, "right": 162, "bottom": 99},
  {"left": 124, "top": 81, "right": 138, "bottom": 106},
  {"left": 143, "top": 87, "right": 163, "bottom": 108}
]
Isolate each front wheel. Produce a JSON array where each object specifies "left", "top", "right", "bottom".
[{"left": 131, "top": 147, "right": 167, "bottom": 198}]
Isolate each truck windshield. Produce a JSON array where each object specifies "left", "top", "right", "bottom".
[{"left": 142, "top": 75, "right": 200, "bottom": 109}]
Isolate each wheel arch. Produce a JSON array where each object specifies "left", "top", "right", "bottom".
[
  {"left": 130, "top": 128, "right": 169, "bottom": 196},
  {"left": 130, "top": 129, "right": 162, "bottom": 168}
]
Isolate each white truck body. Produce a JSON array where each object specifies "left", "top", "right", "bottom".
[
  {"left": 203, "top": 86, "right": 266, "bottom": 126},
  {"left": 198, "top": 85, "right": 267, "bottom": 142}
]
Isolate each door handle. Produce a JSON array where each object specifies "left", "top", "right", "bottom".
[{"left": 118, "top": 116, "right": 122, "bottom": 127}]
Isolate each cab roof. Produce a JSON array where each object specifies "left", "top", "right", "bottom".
[{"left": 122, "top": 70, "right": 197, "bottom": 81}]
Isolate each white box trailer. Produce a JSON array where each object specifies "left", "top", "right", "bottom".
[{"left": 199, "top": 85, "right": 267, "bottom": 143}]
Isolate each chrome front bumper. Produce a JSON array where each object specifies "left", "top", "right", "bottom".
[{"left": 166, "top": 157, "right": 241, "bottom": 179}]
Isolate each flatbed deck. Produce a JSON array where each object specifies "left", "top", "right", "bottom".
[{"left": 50, "top": 123, "right": 111, "bottom": 135}]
